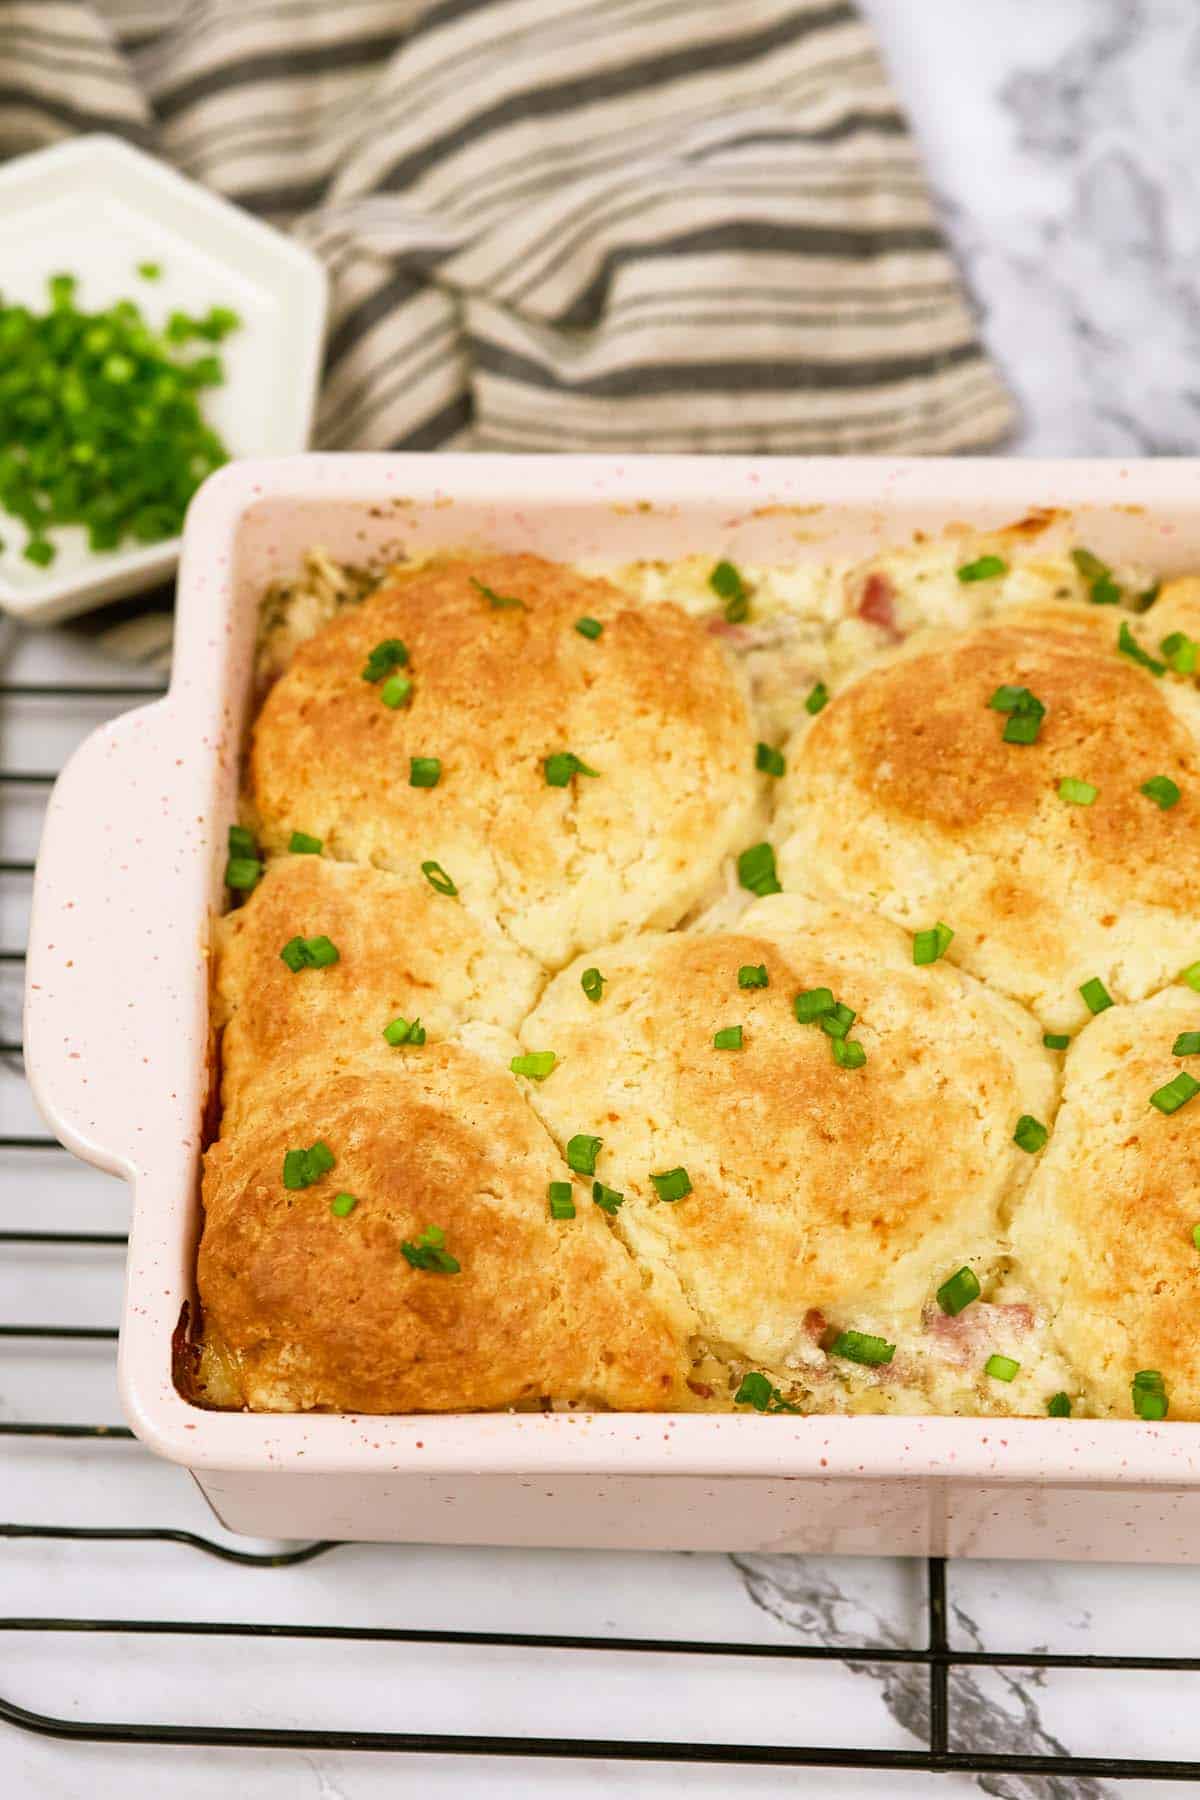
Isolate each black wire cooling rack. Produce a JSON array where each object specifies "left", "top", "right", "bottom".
[{"left": 4, "top": 663, "right": 1200, "bottom": 1783}]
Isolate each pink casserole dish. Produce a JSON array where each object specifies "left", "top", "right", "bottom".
[{"left": 23, "top": 454, "right": 1200, "bottom": 1559}]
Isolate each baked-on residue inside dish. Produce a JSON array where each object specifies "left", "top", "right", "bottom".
[{"left": 194, "top": 532, "right": 1200, "bottom": 1421}]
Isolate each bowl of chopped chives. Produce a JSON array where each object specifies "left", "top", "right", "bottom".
[{"left": 0, "top": 134, "right": 326, "bottom": 623}]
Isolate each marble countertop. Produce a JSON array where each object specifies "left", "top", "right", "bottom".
[{"left": 6, "top": 4, "right": 1200, "bottom": 1797}]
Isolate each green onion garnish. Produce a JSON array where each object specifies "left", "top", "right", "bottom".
[
  {"left": 470, "top": 575, "right": 524, "bottom": 609},
  {"left": 709, "top": 559, "right": 750, "bottom": 623},
  {"left": 1150, "top": 1070, "right": 1200, "bottom": 1115},
  {"left": 1183, "top": 962, "right": 1200, "bottom": 992},
  {"left": 1162, "top": 631, "right": 1199, "bottom": 675},
  {"left": 1118, "top": 620, "right": 1166, "bottom": 676},
  {"left": 831, "top": 1036, "right": 867, "bottom": 1069},
  {"left": 566, "top": 1134, "right": 602, "bottom": 1176},
  {"left": 592, "top": 1181, "right": 624, "bottom": 1214},
  {"left": 1080, "top": 976, "right": 1114, "bottom": 1015},
  {"left": 819, "top": 1001, "right": 856, "bottom": 1041},
  {"left": 410, "top": 757, "right": 441, "bottom": 788},
  {"left": 804, "top": 681, "right": 830, "bottom": 716},
  {"left": 1091, "top": 575, "right": 1122, "bottom": 606},
  {"left": 511, "top": 1050, "right": 557, "bottom": 1080},
  {"left": 228, "top": 824, "right": 256, "bottom": 857},
  {"left": 737, "top": 841, "right": 781, "bottom": 896},
  {"left": 988, "top": 684, "right": 1045, "bottom": 744},
  {"left": 137, "top": 261, "right": 161, "bottom": 280},
  {"left": 755, "top": 742, "right": 785, "bottom": 778},
  {"left": 544, "top": 751, "right": 599, "bottom": 786},
  {"left": 279, "top": 934, "right": 339, "bottom": 972},
  {"left": 401, "top": 1224, "right": 460, "bottom": 1273},
  {"left": 1043, "top": 1032, "right": 1070, "bottom": 1050},
  {"left": 651, "top": 1166, "right": 692, "bottom": 1202},
  {"left": 575, "top": 616, "right": 603, "bottom": 639},
  {"left": 733, "top": 1371, "right": 802, "bottom": 1413},
  {"left": 1141, "top": 775, "right": 1181, "bottom": 810},
  {"left": 1013, "top": 1114, "right": 1048, "bottom": 1153},
  {"left": 330, "top": 1192, "right": 358, "bottom": 1218},
  {"left": 793, "top": 986, "right": 835, "bottom": 1023},
  {"left": 225, "top": 856, "right": 262, "bottom": 891},
  {"left": 421, "top": 859, "right": 457, "bottom": 896},
  {"left": 985, "top": 1353, "right": 1019, "bottom": 1382},
  {"left": 548, "top": 1181, "right": 576, "bottom": 1220},
  {"left": 383, "top": 1016, "right": 426, "bottom": 1046},
  {"left": 581, "top": 967, "right": 605, "bottom": 1003},
  {"left": 288, "top": 830, "right": 322, "bottom": 854},
  {"left": 936, "top": 1266, "right": 981, "bottom": 1317},
  {"left": 829, "top": 1330, "right": 894, "bottom": 1366},
  {"left": 282, "top": 1139, "right": 335, "bottom": 1190},
  {"left": 913, "top": 921, "right": 954, "bottom": 965},
  {"left": 381, "top": 674, "right": 413, "bottom": 709},
  {"left": 1047, "top": 1392, "right": 1071, "bottom": 1417},
  {"left": 362, "top": 639, "right": 408, "bottom": 683},
  {"left": 739, "top": 963, "right": 769, "bottom": 989},
  {"left": 713, "top": 1025, "right": 743, "bottom": 1050},
  {"left": 1071, "top": 547, "right": 1110, "bottom": 583},
  {"left": 957, "top": 554, "right": 1007, "bottom": 583},
  {"left": 1058, "top": 777, "right": 1097, "bottom": 806},
  {"left": 1192, "top": 1223, "right": 1200, "bottom": 1251},
  {"left": 1132, "top": 1369, "right": 1168, "bottom": 1420},
  {"left": 1174, "top": 1032, "right": 1200, "bottom": 1057}
]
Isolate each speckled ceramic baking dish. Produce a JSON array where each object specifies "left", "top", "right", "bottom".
[{"left": 24, "top": 454, "right": 1200, "bottom": 1557}]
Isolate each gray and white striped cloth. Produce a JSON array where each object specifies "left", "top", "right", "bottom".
[{"left": 1, "top": 0, "right": 1015, "bottom": 462}]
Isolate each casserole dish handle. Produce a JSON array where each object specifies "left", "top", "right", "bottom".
[{"left": 24, "top": 697, "right": 208, "bottom": 1178}]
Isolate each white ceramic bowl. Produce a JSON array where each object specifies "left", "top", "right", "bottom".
[
  {"left": 24, "top": 454, "right": 1200, "bottom": 1557},
  {"left": 0, "top": 134, "right": 326, "bottom": 624}
]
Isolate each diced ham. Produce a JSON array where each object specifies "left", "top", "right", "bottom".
[
  {"left": 854, "top": 570, "right": 901, "bottom": 640},
  {"left": 924, "top": 1301, "right": 1035, "bottom": 1368}
]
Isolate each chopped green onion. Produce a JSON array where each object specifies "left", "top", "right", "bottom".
[
  {"left": 713, "top": 1025, "right": 743, "bottom": 1050},
  {"left": 755, "top": 742, "right": 786, "bottom": 778},
  {"left": 793, "top": 986, "right": 835, "bottom": 1023},
  {"left": 1162, "top": 631, "right": 1199, "bottom": 675},
  {"left": 228, "top": 824, "right": 256, "bottom": 857},
  {"left": 1118, "top": 620, "right": 1166, "bottom": 677},
  {"left": 913, "top": 921, "right": 954, "bottom": 965},
  {"left": 225, "top": 855, "right": 261, "bottom": 891},
  {"left": 819, "top": 1001, "right": 856, "bottom": 1041},
  {"left": 831, "top": 1037, "right": 867, "bottom": 1069},
  {"left": 985, "top": 1353, "right": 1020, "bottom": 1382},
  {"left": 804, "top": 681, "right": 830, "bottom": 716},
  {"left": 288, "top": 830, "right": 322, "bottom": 854},
  {"left": 1043, "top": 1032, "right": 1070, "bottom": 1050},
  {"left": 829, "top": 1330, "right": 894, "bottom": 1366},
  {"left": 1183, "top": 962, "right": 1200, "bottom": 992},
  {"left": 1090, "top": 573, "right": 1122, "bottom": 604},
  {"left": 381, "top": 674, "right": 413, "bottom": 709},
  {"left": 470, "top": 575, "right": 524, "bottom": 609},
  {"left": 739, "top": 963, "right": 769, "bottom": 989},
  {"left": 410, "top": 757, "right": 441, "bottom": 788},
  {"left": 362, "top": 639, "right": 407, "bottom": 682},
  {"left": 511, "top": 1050, "right": 557, "bottom": 1080},
  {"left": 651, "top": 1166, "right": 692, "bottom": 1202},
  {"left": 737, "top": 841, "right": 781, "bottom": 897},
  {"left": 592, "top": 1181, "right": 624, "bottom": 1214},
  {"left": 1013, "top": 1114, "right": 1048, "bottom": 1153},
  {"left": 1047, "top": 1392, "right": 1072, "bottom": 1417},
  {"left": 548, "top": 1181, "right": 576, "bottom": 1220},
  {"left": 383, "top": 1016, "right": 426, "bottom": 1046},
  {"left": 137, "top": 261, "right": 161, "bottom": 280},
  {"left": 331, "top": 1192, "right": 358, "bottom": 1218},
  {"left": 401, "top": 1224, "right": 460, "bottom": 1273},
  {"left": 709, "top": 558, "right": 750, "bottom": 622},
  {"left": 566, "top": 1134, "right": 602, "bottom": 1176},
  {"left": 1003, "top": 710, "right": 1044, "bottom": 746},
  {"left": 1192, "top": 1223, "right": 1200, "bottom": 1251},
  {"left": 988, "top": 684, "right": 1045, "bottom": 745},
  {"left": 1150, "top": 1070, "right": 1200, "bottom": 1115},
  {"left": 733, "top": 1371, "right": 802, "bottom": 1413},
  {"left": 574, "top": 616, "right": 603, "bottom": 639},
  {"left": 544, "top": 751, "right": 599, "bottom": 786},
  {"left": 936, "top": 1266, "right": 981, "bottom": 1317},
  {"left": 1080, "top": 977, "right": 1114, "bottom": 1015},
  {"left": 421, "top": 859, "right": 457, "bottom": 896},
  {"left": 1141, "top": 775, "right": 1181, "bottom": 810},
  {"left": 282, "top": 1139, "right": 336, "bottom": 1190},
  {"left": 1132, "top": 1370, "right": 1168, "bottom": 1420},
  {"left": 988, "top": 684, "right": 1040, "bottom": 714},
  {"left": 1058, "top": 777, "right": 1097, "bottom": 806},
  {"left": 280, "top": 936, "right": 308, "bottom": 973},
  {"left": 1071, "top": 548, "right": 1110, "bottom": 583},
  {"left": 24, "top": 540, "right": 53, "bottom": 566},
  {"left": 581, "top": 967, "right": 605, "bottom": 1003},
  {"left": 279, "top": 934, "right": 339, "bottom": 972},
  {"left": 957, "top": 554, "right": 1008, "bottom": 583},
  {"left": 1173, "top": 1032, "right": 1200, "bottom": 1057}
]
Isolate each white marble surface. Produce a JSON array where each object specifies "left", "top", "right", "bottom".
[{"left": 6, "top": 5, "right": 1200, "bottom": 1797}]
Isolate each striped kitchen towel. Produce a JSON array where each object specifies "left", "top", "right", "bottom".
[{"left": 0, "top": 0, "right": 1015, "bottom": 463}]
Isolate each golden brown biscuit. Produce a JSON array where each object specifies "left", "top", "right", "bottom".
[
  {"left": 517, "top": 895, "right": 1057, "bottom": 1389},
  {"left": 1011, "top": 985, "right": 1200, "bottom": 1420},
  {"left": 777, "top": 603, "right": 1200, "bottom": 1030},
  {"left": 214, "top": 855, "right": 542, "bottom": 1126},
  {"left": 249, "top": 554, "right": 759, "bottom": 970},
  {"left": 198, "top": 1044, "right": 696, "bottom": 1413}
]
